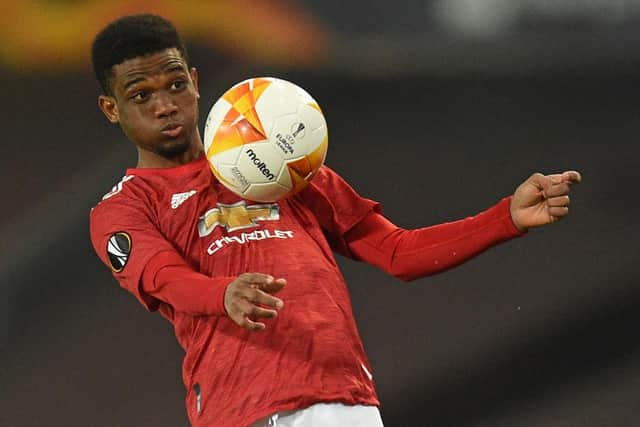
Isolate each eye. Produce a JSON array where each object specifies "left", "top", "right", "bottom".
[
  {"left": 171, "top": 80, "right": 186, "bottom": 91},
  {"left": 131, "top": 91, "right": 149, "bottom": 102}
]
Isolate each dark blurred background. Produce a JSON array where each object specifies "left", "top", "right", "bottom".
[{"left": 2, "top": 1, "right": 639, "bottom": 426}]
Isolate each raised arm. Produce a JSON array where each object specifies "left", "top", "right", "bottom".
[{"left": 344, "top": 171, "right": 581, "bottom": 281}]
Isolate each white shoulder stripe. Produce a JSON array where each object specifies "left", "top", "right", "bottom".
[{"left": 102, "top": 175, "right": 135, "bottom": 200}]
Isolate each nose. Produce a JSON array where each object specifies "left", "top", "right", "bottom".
[{"left": 154, "top": 92, "right": 178, "bottom": 118}]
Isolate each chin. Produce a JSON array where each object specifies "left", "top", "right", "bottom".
[{"left": 157, "top": 137, "right": 191, "bottom": 158}]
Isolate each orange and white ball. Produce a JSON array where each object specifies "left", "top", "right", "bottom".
[{"left": 204, "top": 77, "right": 328, "bottom": 202}]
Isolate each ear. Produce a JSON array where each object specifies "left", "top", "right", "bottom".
[
  {"left": 190, "top": 67, "right": 200, "bottom": 99},
  {"left": 98, "top": 95, "right": 120, "bottom": 124}
]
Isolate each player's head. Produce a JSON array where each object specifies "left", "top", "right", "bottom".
[
  {"left": 92, "top": 14, "right": 189, "bottom": 95},
  {"left": 92, "top": 14, "right": 201, "bottom": 159}
]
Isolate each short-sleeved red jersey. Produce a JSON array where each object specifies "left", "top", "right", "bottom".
[{"left": 90, "top": 157, "right": 381, "bottom": 426}]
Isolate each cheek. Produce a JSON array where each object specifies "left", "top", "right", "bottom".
[
  {"left": 119, "top": 108, "right": 151, "bottom": 140},
  {"left": 181, "top": 91, "right": 199, "bottom": 118}
]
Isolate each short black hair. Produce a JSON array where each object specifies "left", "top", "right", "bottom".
[{"left": 91, "top": 14, "right": 189, "bottom": 94}]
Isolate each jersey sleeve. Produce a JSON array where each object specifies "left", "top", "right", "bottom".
[
  {"left": 89, "top": 196, "right": 231, "bottom": 315},
  {"left": 343, "top": 196, "right": 525, "bottom": 281},
  {"left": 294, "top": 165, "right": 381, "bottom": 257}
]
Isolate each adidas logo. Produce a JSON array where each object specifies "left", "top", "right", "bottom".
[{"left": 171, "top": 190, "right": 197, "bottom": 209}]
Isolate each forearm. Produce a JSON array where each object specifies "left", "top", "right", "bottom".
[
  {"left": 141, "top": 250, "right": 232, "bottom": 315},
  {"left": 345, "top": 197, "right": 524, "bottom": 281}
]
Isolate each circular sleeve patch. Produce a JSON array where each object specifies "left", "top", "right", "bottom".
[{"left": 107, "top": 232, "right": 131, "bottom": 272}]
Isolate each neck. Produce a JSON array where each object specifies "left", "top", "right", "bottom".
[{"left": 136, "top": 137, "right": 205, "bottom": 169}]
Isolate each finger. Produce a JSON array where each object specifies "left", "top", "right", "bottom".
[
  {"left": 528, "top": 173, "right": 548, "bottom": 190},
  {"left": 548, "top": 206, "right": 569, "bottom": 218},
  {"left": 232, "top": 300, "right": 272, "bottom": 331},
  {"left": 547, "top": 195, "right": 570, "bottom": 207},
  {"left": 258, "top": 278, "right": 287, "bottom": 295},
  {"left": 240, "top": 298, "right": 279, "bottom": 319},
  {"left": 528, "top": 173, "right": 559, "bottom": 196},
  {"left": 543, "top": 183, "right": 570, "bottom": 198},
  {"left": 547, "top": 173, "right": 564, "bottom": 185},
  {"left": 562, "top": 170, "right": 582, "bottom": 184},
  {"left": 251, "top": 288, "right": 284, "bottom": 309},
  {"left": 240, "top": 272, "right": 274, "bottom": 284},
  {"left": 246, "top": 303, "right": 279, "bottom": 319},
  {"left": 239, "top": 316, "right": 266, "bottom": 331}
]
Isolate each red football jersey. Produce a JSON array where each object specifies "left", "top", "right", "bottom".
[
  {"left": 90, "top": 156, "right": 523, "bottom": 426},
  {"left": 90, "top": 157, "right": 381, "bottom": 426}
]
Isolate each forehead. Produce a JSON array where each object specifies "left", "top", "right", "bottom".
[{"left": 111, "top": 48, "right": 187, "bottom": 88}]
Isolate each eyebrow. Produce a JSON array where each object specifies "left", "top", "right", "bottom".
[
  {"left": 165, "top": 63, "right": 186, "bottom": 74},
  {"left": 122, "top": 62, "right": 187, "bottom": 91},
  {"left": 123, "top": 76, "right": 146, "bottom": 91}
]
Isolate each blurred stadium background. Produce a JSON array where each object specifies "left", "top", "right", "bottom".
[{"left": 2, "top": 1, "right": 639, "bottom": 426}]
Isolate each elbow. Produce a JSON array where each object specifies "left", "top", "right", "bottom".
[
  {"left": 383, "top": 254, "right": 417, "bottom": 282},
  {"left": 390, "top": 263, "right": 458, "bottom": 283},
  {"left": 396, "top": 273, "right": 415, "bottom": 283},
  {"left": 387, "top": 264, "right": 421, "bottom": 282},
  {"left": 384, "top": 249, "right": 432, "bottom": 281},
  {"left": 387, "top": 259, "right": 445, "bottom": 282}
]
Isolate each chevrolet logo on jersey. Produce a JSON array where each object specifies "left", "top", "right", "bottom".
[{"left": 198, "top": 201, "right": 280, "bottom": 236}]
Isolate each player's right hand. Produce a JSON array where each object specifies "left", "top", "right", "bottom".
[{"left": 224, "top": 273, "right": 286, "bottom": 331}]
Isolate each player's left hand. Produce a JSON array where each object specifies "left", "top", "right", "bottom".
[{"left": 510, "top": 170, "right": 582, "bottom": 232}]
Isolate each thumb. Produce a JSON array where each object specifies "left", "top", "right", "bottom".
[{"left": 526, "top": 172, "right": 554, "bottom": 192}]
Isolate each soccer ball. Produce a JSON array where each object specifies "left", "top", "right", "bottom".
[{"left": 204, "top": 77, "right": 328, "bottom": 202}]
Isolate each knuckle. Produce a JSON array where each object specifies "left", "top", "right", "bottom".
[{"left": 240, "top": 272, "right": 257, "bottom": 282}]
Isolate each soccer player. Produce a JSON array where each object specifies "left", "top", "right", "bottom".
[{"left": 89, "top": 14, "right": 581, "bottom": 427}]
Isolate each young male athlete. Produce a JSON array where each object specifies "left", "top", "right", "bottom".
[{"left": 89, "top": 14, "right": 581, "bottom": 427}]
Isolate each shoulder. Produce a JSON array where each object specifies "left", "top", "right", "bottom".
[
  {"left": 91, "top": 174, "right": 149, "bottom": 219},
  {"left": 314, "top": 164, "right": 342, "bottom": 181},
  {"left": 89, "top": 174, "right": 160, "bottom": 244},
  {"left": 304, "top": 165, "right": 348, "bottom": 192},
  {"left": 301, "top": 164, "right": 357, "bottom": 199},
  {"left": 292, "top": 164, "right": 364, "bottom": 214},
  {"left": 99, "top": 174, "right": 137, "bottom": 202}
]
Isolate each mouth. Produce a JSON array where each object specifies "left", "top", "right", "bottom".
[{"left": 161, "top": 123, "right": 184, "bottom": 138}]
